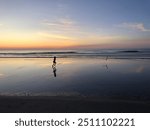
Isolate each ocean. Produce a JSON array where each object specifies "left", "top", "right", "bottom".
[{"left": 0, "top": 49, "right": 150, "bottom": 58}]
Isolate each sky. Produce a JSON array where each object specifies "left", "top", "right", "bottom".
[{"left": 0, "top": 0, "right": 150, "bottom": 49}]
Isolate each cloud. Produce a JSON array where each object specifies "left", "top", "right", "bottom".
[
  {"left": 0, "top": 74, "right": 4, "bottom": 78},
  {"left": 83, "top": 34, "right": 125, "bottom": 43},
  {"left": 43, "top": 18, "right": 74, "bottom": 27},
  {"left": 38, "top": 32, "right": 74, "bottom": 40},
  {"left": 43, "top": 18, "right": 75, "bottom": 27},
  {"left": 42, "top": 18, "right": 79, "bottom": 32},
  {"left": 0, "top": 24, "right": 3, "bottom": 26},
  {"left": 118, "top": 22, "right": 150, "bottom": 32}
]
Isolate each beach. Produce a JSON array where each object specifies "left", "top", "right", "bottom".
[
  {"left": 1, "top": 96, "right": 150, "bottom": 113},
  {"left": 0, "top": 56, "right": 150, "bottom": 112},
  {"left": 0, "top": 0, "right": 149, "bottom": 118}
]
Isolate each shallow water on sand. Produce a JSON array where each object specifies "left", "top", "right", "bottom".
[{"left": 0, "top": 58, "right": 150, "bottom": 101}]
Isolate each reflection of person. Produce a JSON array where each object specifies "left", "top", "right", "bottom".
[
  {"left": 52, "top": 56, "right": 57, "bottom": 77},
  {"left": 53, "top": 66, "right": 57, "bottom": 77}
]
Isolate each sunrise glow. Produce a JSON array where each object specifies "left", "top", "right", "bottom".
[{"left": 0, "top": 0, "right": 150, "bottom": 49}]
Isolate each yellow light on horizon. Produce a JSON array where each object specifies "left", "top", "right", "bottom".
[{"left": 0, "top": 30, "right": 130, "bottom": 49}]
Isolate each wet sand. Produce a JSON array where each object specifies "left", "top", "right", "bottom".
[
  {"left": 0, "top": 58, "right": 150, "bottom": 112},
  {"left": 0, "top": 96, "right": 150, "bottom": 113}
]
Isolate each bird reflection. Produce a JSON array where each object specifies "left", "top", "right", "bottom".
[{"left": 52, "top": 56, "right": 57, "bottom": 77}]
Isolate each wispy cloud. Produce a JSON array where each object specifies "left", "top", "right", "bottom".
[
  {"left": 0, "top": 74, "right": 4, "bottom": 78},
  {"left": 118, "top": 22, "right": 150, "bottom": 32},
  {"left": 80, "top": 35, "right": 125, "bottom": 45},
  {"left": 0, "top": 23, "right": 3, "bottom": 26},
  {"left": 38, "top": 32, "right": 74, "bottom": 40},
  {"left": 43, "top": 18, "right": 74, "bottom": 27},
  {"left": 42, "top": 18, "right": 78, "bottom": 32}
]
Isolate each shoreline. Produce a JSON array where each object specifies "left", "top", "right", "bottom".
[{"left": 0, "top": 57, "right": 150, "bottom": 59}]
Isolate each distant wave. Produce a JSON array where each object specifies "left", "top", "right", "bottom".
[
  {"left": 0, "top": 49, "right": 150, "bottom": 59},
  {"left": 0, "top": 51, "right": 77, "bottom": 55},
  {"left": 118, "top": 50, "right": 140, "bottom": 53}
]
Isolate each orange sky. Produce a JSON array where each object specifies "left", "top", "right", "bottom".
[{"left": 0, "top": 0, "right": 150, "bottom": 49}]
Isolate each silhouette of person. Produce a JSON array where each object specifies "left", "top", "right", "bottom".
[
  {"left": 52, "top": 56, "right": 56, "bottom": 67},
  {"left": 53, "top": 56, "right": 56, "bottom": 64},
  {"left": 52, "top": 56, "right": 57, "bottom": 77}
]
